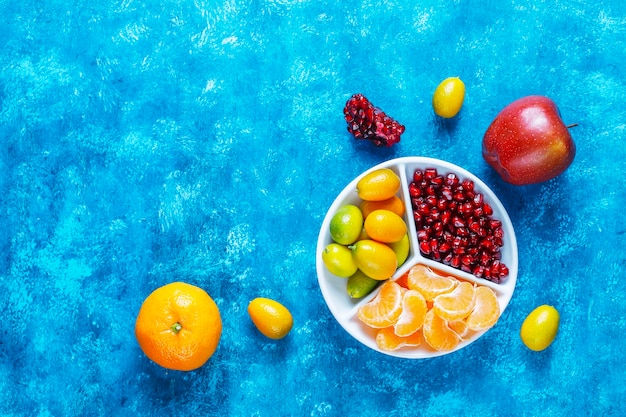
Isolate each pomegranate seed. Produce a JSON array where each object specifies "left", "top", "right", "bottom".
[
  {"left": 483, "top": 202, "right": 493, "bottom": 216},
  {"left": 431, "top": 175, "right": 444, "bottom": 187},
  {"left": 490, "top": 219, "right": 502, "bottom": 229},
  {"left": 424, "top": 168, "right": 438, "bottom": 180},
  {"left": 419, "top": 240, "right": 431, "bottom": 255},
  {"left": 453, "top": 216, "right": 465, "bottom": 228},
  {"left": 413, "top": 170, "right": 423, "bottom": 182},
  {"left": 461, "top": 202, "right": 474, "bottom": 216},
  {"left": 433, "top": 221, "right": 444, "bottom": 236},
  {"left": 425, "top": 195, "right": 437, "bottom": 206},
  {"left": 473, "top": 193, "right": 483, "bottom": 207},
  {"left": 473, "top": 265, "right": 484, "bottom": 278},
  {"left": 462, "top": 179, "right": 474, "bottom": 193},
  {"left": 409, "top": 183, "right": 421, "bottom": 198},
  {"left": 445, "top": 173, "right": 458, "bottom": 186},
  {"left": 441, "top": 186, "right": 453, "bottom": 200},
  {"left": 439, "top": 242, "right": 451, "bottom": 254},
  {"left": 499, "top": 264, "right": 509, "bottom": 277}
]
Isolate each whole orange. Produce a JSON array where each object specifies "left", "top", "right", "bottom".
[{"left": 135, "top": 282, "right": 222, "bottom": 371}]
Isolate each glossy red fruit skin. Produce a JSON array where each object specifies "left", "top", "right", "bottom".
[{"left": 482, "top": 95, "right": 576, "bottom": 185}]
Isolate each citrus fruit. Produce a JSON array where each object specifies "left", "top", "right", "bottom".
[
  {"left": 360, "top": 196, "right": 405, "bottom": 218},
  {"left": 466, "top": 286, "right": 500, "bottom": 331},
  {"left": 376, "top": 326, "right": 422, "bottom": 352},
  {"left": 351, "top": 239, "right": 397, "bottom": 280},
  {"left": 363, "top": 209, "right": 407, "bottom": 243},
  {"left": 134, "top": 282, "right": 222, "bottom": 371},
  {"left": 423, "top": 308, "right": 461, "bottom": 351},
  {"left": 322, "top": 243, "right": 357, "bottom": 277},
  {"left": 356, "top": 168, "right": 401, "bottom": 201},
  {"left": 432, "top": 77, "right": 465, "bottom": 118},
  {"left": 448, "top": 320, "right": 470, "bottom": 338},
  {"left": 520, "top": 305, "right": 560, "bottom": 351},
  {"left": 406, "top": 264, "right": 458, "bottom": 301},
  {"left": 357, "top": 281, "right": 404, "bottom": 328},
  {"left": 248, "top": 297, "right": 294, "bottom": 340},
  {"left": 393, "top": 289, "right": 428, "bottom": 337},
  {"left": 387, "top": 233, "right": 410, "bottom": 267},
  {"left": 329, "top": 204, "right": 364, "bottom": 245},
  {"left": 433, "top": 281, "right": 476, "bottom": 321},
  {"left": 347, "top": 269, "right": 380, "bottom": 299}
]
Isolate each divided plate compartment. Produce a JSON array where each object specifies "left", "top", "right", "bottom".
[{"left": 316, "top": 157, "right": 518, "bottom": 359}]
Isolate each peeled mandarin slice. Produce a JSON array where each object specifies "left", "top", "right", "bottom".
[
  {"left": 357, "top": 281, "right": 404, "bottom": 328},
  {"left": 393, "top": 290, "right": 427, "bottom": 337},
  {"left": 423, "top": 309, "right": 461, "bottom": 352},
  {"left": 466, "top": 286, "right": 501, "bottom": 331},
  {"left": 447, "top": 320, "right": 470, "bottom": 339},
  {"left": 376, "top": 326, "right": 423, "bottom": 352},
  {"left": 406, "top": 264, "right": 458, "bottom": 301},
  {"left": 433, "top": 281, "right": 476, "bottom": 322}
]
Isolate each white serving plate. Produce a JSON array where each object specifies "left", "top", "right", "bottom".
[{"left": 316, "top": 157, "right": 518, "bottom": 358}]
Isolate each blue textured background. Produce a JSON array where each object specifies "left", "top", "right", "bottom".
[{"left": 2, "top": 0, "right": 625, "bottom": 416}]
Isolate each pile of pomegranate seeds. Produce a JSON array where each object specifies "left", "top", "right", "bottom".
[
  {"left": 409, "top": 168, "right": 509, "bottom": 283},
  {"left": 343, "top": 93, "right": 405, "bottom": 147}
]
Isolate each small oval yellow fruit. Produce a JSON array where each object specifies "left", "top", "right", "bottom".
[
  {"left": 432, "top": 77, "right": 465, "bottom": 118},
  {"left": 322, "top": 243, "right": 357, "bottom": 277},
  {"left": 329, "top": 204, "right": 364, "bottom": 245},
  {"left": 351, "top": 239, "right": 397, "bottom": 280},
  {"left": 387, "top": 233, "right": 410, "bottom": 267},
  {"left": 248, "top": 297, "right": 293, "bottom": 340},
  {"left": 356, "top": 168, "right": 401, "bottom": 202},
  {"left": 364, "top": 209, "right": 407, "bottom": 243},
  {"left": 360, "top": 195, "right": 405, "bottom": 219},
  {"left": 520, "top": 305, "right": 560, "bottom": 351}
]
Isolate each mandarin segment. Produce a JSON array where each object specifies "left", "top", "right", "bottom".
[
  {"left": 393, "top": 290, "right": 428, "bottom": 337},
  {"left": 376, "top": 326, "right": 423, "bottom": 352},
  {"left": 406, "top": 264, "right": 458, "bottom": 301},
  {"left": 357, "top": 281, "right": 404, "bottom": 328},
  {"left": 433, "top": 281, "right": 476, "bottom": 322},
  {"left": 466, "top": 286, "right": 501, "bottom": 331},
  {"left": 447, "top": 320, "right": 470, "bottom": 339},
  {"left": 423, "top": 309, "right": 461, "bottom": 352}
]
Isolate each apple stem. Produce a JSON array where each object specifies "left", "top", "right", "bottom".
[{"left": 566, "top": 123, "right": 579, "bottom": 129}]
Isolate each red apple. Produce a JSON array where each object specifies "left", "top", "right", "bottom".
[{"left": 482, "top": 95, "right": 576, "bottom": 185}]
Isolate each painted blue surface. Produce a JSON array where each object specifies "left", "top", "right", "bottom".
[{"left": 1, "top": 0, "right": 625, "bottom": 415}]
